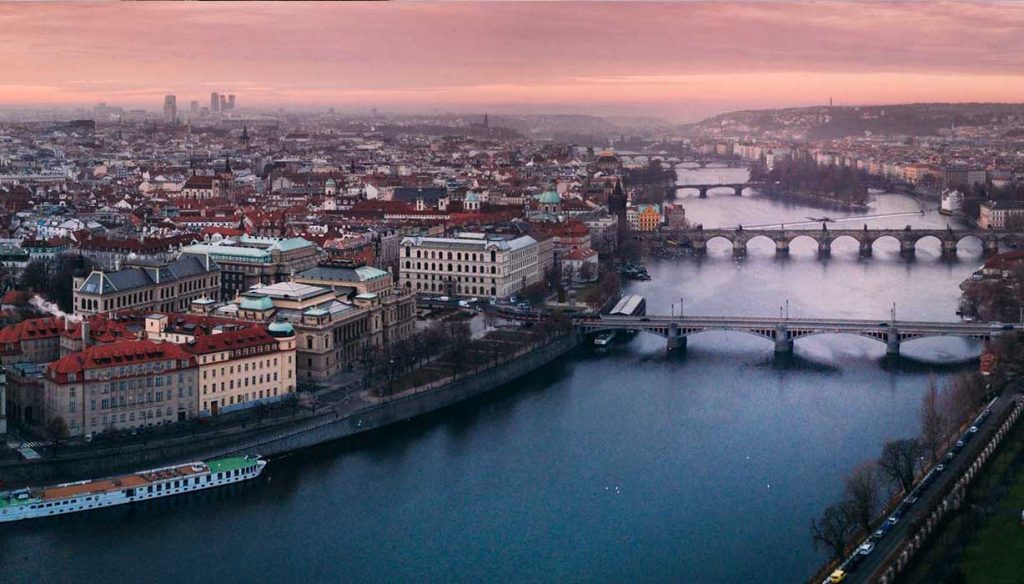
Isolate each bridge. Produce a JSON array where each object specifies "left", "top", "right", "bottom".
[
  {"left": 664, "top": 225, "right": 1009, "bottom": 257},
  {"left": 576, "top": 314, "right": 1003, "bottom": 356},
  {"left": 674, "top": 181, "right": 764, "bottom": 198},
  {"left": 678, "top": 158, "right": 746, "bottom": 169}
]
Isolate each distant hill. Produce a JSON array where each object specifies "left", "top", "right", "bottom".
[{"left": 686, "top": 102, "right": 1024, "bottom": 139}]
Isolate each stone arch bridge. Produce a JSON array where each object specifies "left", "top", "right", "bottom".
[{"left": 667, "top": 226, "right": 1007, "bottom": 257}]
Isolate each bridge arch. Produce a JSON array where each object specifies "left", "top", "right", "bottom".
[
  {"left": 744, "top": 233, "right": 778, "bottom": 254},
  {"left": 676, "top": 185, "right": 704, "bottom": 198},
  {"left": 869, "top": 233, "right": 903, "bottom": 252},
  {"left": 955, "top": 234, "right": 986, "bottom": 255},
  {"left": 703, "top": 233, "right": 737, "bottom": 248}
]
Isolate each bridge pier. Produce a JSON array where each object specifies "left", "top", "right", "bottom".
[
  {"left": 774, "top": 324, "right": 793, "bottom": 354},
  {"left": 732, "top": 241, "right": 746, "bottom": 258},
  {"left": 775, "top": 239, "right": 789, "bottom": 255},
  {"left": 698, "top": 186, "right": 709, "bottom": 199},
  {"left": 887, "top": 329, "right": 901, "bottom": 356},
  {"left": 900, "top": 239, "right": 916, "bottom": 256},
  {"left": 859, "top": 241, "right": 873, "bottom": 257},
  {"left": 941, "top": 240, "right": 958, "bottom": 257},
  {"left": 734, "top": 186, "right": 744, "bottom": 196},
  {"left": 817, "top": 240, "right": 831, "bottom": 257},
  {"left": 667, "top": 323, "right": 686, "bottom": 355},
  {"left": 984, "top": 239, "right": 1000, "bottom": 256},
  {"left": 691, "top": 240, "right": 707, "bottom": 256}
]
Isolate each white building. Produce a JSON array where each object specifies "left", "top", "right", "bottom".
[
  {"left": 940, "top": 189, "right": 964, "bottom": 215},
  {"left": 399, "top": 233, "right": 540, "bottom": 299}
]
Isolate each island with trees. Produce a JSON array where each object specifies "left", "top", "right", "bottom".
[{"left": 752, "top": 156, "right": 871, "bottom": 211}]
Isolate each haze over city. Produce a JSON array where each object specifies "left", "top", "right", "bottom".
[
  {"left": 3, "top": 2, "right": 1024, "bottom": 584},
  {"left": 3, "top": 1, "right": 1024, "bottom": 120}
]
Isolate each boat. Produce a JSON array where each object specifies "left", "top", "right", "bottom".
[
  {"left": 0, "top": 455, "right": 266, "bottom": 523},
  {"left": 593, "top": 331, "right": 616, "bottom": 347}
]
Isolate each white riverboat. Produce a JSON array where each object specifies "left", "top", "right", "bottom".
[{"left": 0, "top": 455, "right": 266, "bottom": 523}]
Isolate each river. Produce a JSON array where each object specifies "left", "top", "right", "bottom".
[{"left": 0, "top": 165, "right": 985, "bottom": 584}]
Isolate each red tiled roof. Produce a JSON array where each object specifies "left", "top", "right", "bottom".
[
  {"left": 183, "top": 325, "right": 278, "bottom": 355},
  {"left": 0, "top": 316, "right": 65, "bottom": 351},
  {"left": 47, "top": 339, "right": 195, "bottom": 378}
]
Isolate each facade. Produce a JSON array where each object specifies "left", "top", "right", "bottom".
[
  {"left": 627, "top": 204, "right": 662, "bottom": 231},
  {"left": 399, "top": 232, "right": 540, "bottom": 299},
  {"left": 979, "top": 201, "right": 1024, "bottom": 231},
  {"left": 43, "top": 340, "right": 198, "bottom": 437},
  {"left": 162, "top": 95, "right": 176, "bottom": 124},
  {"left": 73, "top": 253, "right": 221, "bottom": 316},
  {"left": 180, "top": 236, "right": 320, "bottom": 300},
  {"left": 143, "top": 315, "right": 296, "bottom": 417}
]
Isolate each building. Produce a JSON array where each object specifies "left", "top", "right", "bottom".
[
  {"left": 43, "top": 339, "right": 198, "bottom": 437},
  {"left": 0, "top": 316, "right": 67, "bottom": 365},
  {"left": 143, "top": 314, "right": 296, "bottom": 416},
  {"left": 562, "top": 248, "right": 599, "bottom": 283},
  {"left": 163, "top": 95, "right": 177, "bottom": 124},
  {"left": 179, "top": 236, "right": 321, "bottom": 300},
  {"left": 939, "top": 189, "right": 964, "bottom": 216},
  {"left": 227, "top": 95, "right": 236, "bottom": 110},
  {"left": 627, "top": 204, "right": 662, "bottom": 231},
  {"left": 230, "top": 282, "right": 376, "bottom": 383},
  {"left": 189, "top": 100, "right": 199, "bottom": 118},
  {"left": 210, "top": 92, "right": 220, "bottom": 113},
  {"left": 180, "top": 175, "right": 228, "bottom": 200},
  {"left": 980, "top": 200, "right": 1024, "bottom": 231},
  {"left": 399, "top": 232, "right": 540, "bottom": 299},
  {"left": 73, "top": 253, "right": 221, "bottom": 316},
  {"left": 293, "top": 262, "right": 416, "bottom": 345}
]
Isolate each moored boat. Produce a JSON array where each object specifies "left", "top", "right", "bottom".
[{"left": 0, "top": 455, "right": 266, "bottom": 523}]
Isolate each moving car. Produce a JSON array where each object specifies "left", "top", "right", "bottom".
[
  {"left": 828, "top": 569, "right": 846, "bottom": 583},
  {"left": 857, "top": 541, "right": 876, "bottom": 556}
]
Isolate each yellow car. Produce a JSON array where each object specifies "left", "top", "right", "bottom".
[{"left": 828, "top": 569, "right": 846, "bottom": 583}]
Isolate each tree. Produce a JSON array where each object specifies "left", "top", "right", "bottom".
[
  {"left": 811, "top": 501, "right": 855, "bottom": 562},
  {"left": 445, "top": 321, "right": 473, "bottom": 378},
  {"left": 46, "top": 416, "right": 69, "bottom": 456},
  {"left": 878, "top": 438, "right": 922, "bottom": 495},
  {"left": 19, "top": 259, "right": 50, "bottom": 293},
  {"left": 844, "top": 462, "right": 883, "bottom": 536},
  {"left": 49, "top": 253, "right": 94, "bottom": 313},
  {"left": 357, "top": 342, "right": 380, "bottom": 391},
  {"left": 919, "top": 377, "right": 948, "bottom": 464}
]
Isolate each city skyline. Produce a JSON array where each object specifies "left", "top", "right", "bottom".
[{"left": 3, "top": 1, "right": 1024, "bottom": 121}]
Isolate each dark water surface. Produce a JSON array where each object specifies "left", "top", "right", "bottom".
[{"left": 0, "top": 172, "right": 986, "bottom": 583}]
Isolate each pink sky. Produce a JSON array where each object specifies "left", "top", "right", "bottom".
[{"left": 2, "top": 1, "right": 1023, "bottom": 121}]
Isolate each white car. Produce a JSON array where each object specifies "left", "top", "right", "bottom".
[{"left": 858, "top": 541, "right": 876, "bottom": 556}]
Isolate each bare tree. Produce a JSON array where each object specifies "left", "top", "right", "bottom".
[
  {"left": 920, "top": 377, "right": 948, "bottom": 464},
  {"left": 811, "top": 501, "right": 855, "bottom": 562},
  {"left": 878, "top": 438, "right": 922, "bottom": 495},
  {"left": 357, "top": 342, "right": 380, "bottom": 390},
  {"left": 845, "top": 462, "right": 883, "bottom": 536},
  {"left": 46, "top": 416, "right": 69, "bottom": 456},
  {"left": 446, "top": 321, "right": 473, "bottom": 378}
]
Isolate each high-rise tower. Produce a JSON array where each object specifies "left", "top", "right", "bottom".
[
  {"left": 163, "top": 95, "right": 177, "bottom": 123},
  {"left": 210, "top": 92, "right": 220, "bottom": 113}
]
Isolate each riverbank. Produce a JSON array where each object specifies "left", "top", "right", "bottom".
[{"left": 0, "top": 333, "right": 580, "bottom": 488}]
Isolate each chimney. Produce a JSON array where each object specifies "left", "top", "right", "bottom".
[{"left": 81, "top": 320, "right": 90, "bottom": 348}]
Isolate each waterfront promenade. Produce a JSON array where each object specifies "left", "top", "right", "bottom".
[{"left": 0, "top": 331, "right": 579, "bottom": 487}]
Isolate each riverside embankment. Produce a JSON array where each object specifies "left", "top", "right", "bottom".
[{"left": 0, "top": 333, "right": 579, "bottom": 487}]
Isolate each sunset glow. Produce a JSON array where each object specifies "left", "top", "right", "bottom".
[{"left": 3, "top": 1, "right": 1024, "bottom": 119}]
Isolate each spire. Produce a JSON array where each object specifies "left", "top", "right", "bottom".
[
  {"left": 612, "top": 177, "right": 624, "bottom": 198},
  {"left": 241, "top": 125, "right": 250, "bottom": 143},
  {"left": 225, "top": 154, "right": 231, "bottom": 173}
]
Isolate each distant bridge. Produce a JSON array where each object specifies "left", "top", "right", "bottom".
[
  {"left": 576, "top": 314, "right": 1003, "bottom": 356},
  {"left": 678, "top": 158, "right": 746, "bottom": 169},
  {"left": 673, "top": 181, "right": 764, "bottom": 198},
  {"left": 662, "top": 226, "right": 1011, "bottom": 257}
]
